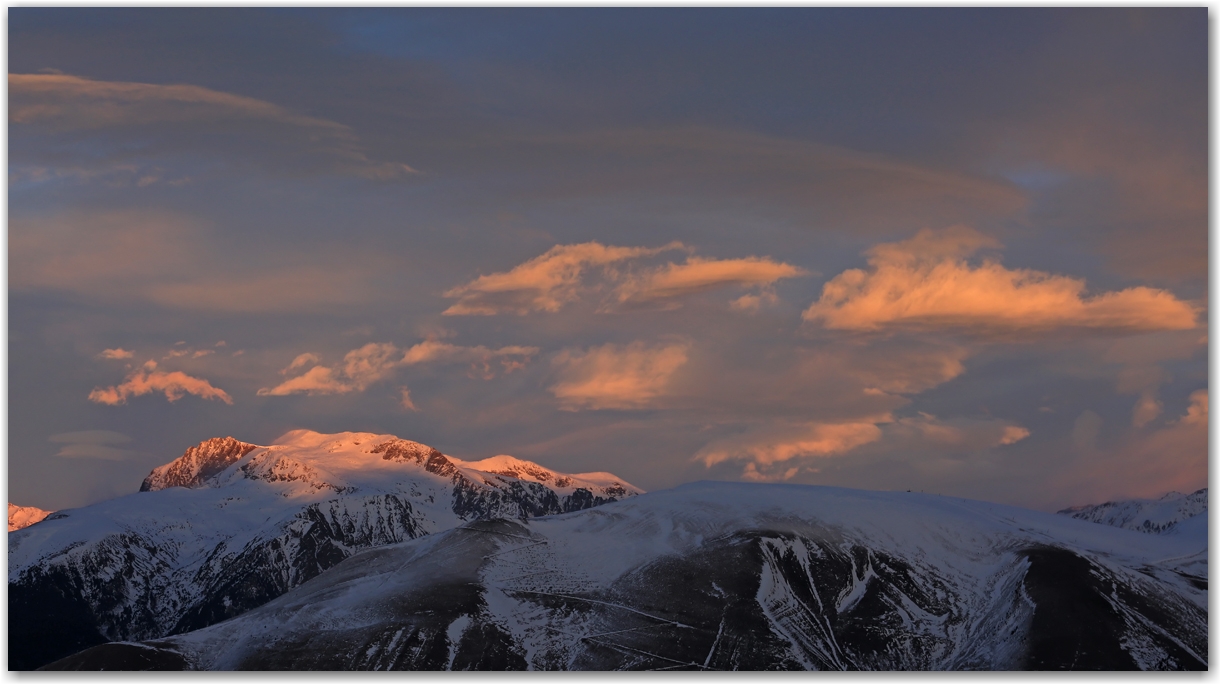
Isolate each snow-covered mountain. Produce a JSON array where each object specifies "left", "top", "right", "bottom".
[
  {"left": 45, "top": 482, "right": 1206, "bottom": 671},
  {"left": 1058, "top": 488, "right": 1207, "bottom": 535},
  {"left": 9, "top": 430, "right": 641, "bottom": 670},
  {"left": 8, "top": 503, "right": 53, "bottom": 532}
]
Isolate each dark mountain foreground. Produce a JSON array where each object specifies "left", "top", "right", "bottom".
[{"left": 41, "top": 481, "right": 1206, "bottom": 671}]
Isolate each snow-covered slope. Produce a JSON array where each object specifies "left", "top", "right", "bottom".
[
  {"left": 1058, "top": 488, "right": 1207, "bottom": 535},
  {"left": 8, "top": 503, "right": 53, "bottom": 532},
  {"left": 49, "top": 482, "right": 1207, "bottom": 671},
  {"left": 9, "top": 430, "right": 640, "bottom": 670}
]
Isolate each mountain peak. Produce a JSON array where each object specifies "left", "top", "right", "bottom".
[
  {"left": 8, "top": 503, "right": 52, "bottom": 532},
  {"left": 140, "top": 436, "right": 261, "bottom": 492}
]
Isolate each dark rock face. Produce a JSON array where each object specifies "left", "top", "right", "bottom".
[{"left": 140, "top": 437, "right": 259, "bottom": 492}]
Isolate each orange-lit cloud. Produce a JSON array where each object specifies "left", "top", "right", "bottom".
[
  {"left": 614, "top": 256, "right": 807, "bottom": 306},
  {"left": 443, "top": 241, "right": 684, "bottom": 315},
  {"left": 695, "top": 410, "right": 1029, "bottom": 482},
  {"left": 550, "top": 340, "right": 691, "bottom": 410},
  {"left": 89, "top": 360, "right": 232, "bottom": 405},
  {"left": 258, "top": 365, "right": 352, "bottom": 396},
  {"left": 803, "top": 226, "right": 1198, "bottom": 335},
  {"left": 97, "top": 348, "right": 133, "bottom": 360},
  {"left": 9, "top": 73, "right": 413, "bottom": 179},
  {"left": 260, "top": 340, "right": 539, "bottom": 396},
  {"left": 281, "top": 353, "right": 320, "bottom": 374},
  {"left": 259, "top": 343, "right": 401, "bottom": 396},
  {"left": 697, "top": 420, "right": 886, "bottom": 472},
  {"left": 401, "top": 340, "right": 539, "bottom": 379}
]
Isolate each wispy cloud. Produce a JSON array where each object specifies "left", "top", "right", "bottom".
[
  {"left": 48, "top": 430, "right": 138, "bottom": 461},
  {"left": 9, "top": 73, "right": 414, "bottom": 180},
  {"left": 10, "top": 209, "right": 391, "bottom": 313},
  {"left": 803, "top": 226, "right": 1198, "bottom": 336},
  {"left": 88, "top": 360, "right": 232, "bottom": 405},
  {"left": 550, "top": 340, "right": 691, "bottom": 410},
  {"left": 259, "top": 340, "right": 539, "bottom": 396},
  {"left": 443, "top": 241, "right": 684, "bottom": 315},
  {"left": 696, "top": 420, "right": 886, "bottom": 474},
  {"left": 443, "top": 241, "right": 807, "bottom": 315},
  {"left": 613, "top": 256, "right": 808, "bottom": 308}
]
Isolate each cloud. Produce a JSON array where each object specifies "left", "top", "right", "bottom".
[
  {"left": 613, "top": 256, "right": 808, "bottom": 307},
  {"left": 442, "top": 241, "right": 684, "bottom": 315},
  {"left": 88, "top": 360, "right": 232, "bottom": 405},
  {"left": 803, "top": 226, "right": 1199, "bottom": 336},
  {"left": 10, "top": 209, "right": 391, "bottom": 313},
  {"left": 401, "top": 340, "right": 539, "bottom": 379},
  {"left": 700, "top": 421, "right": 885, "bottom": 467},
  {"left": 550, "top": 340, "right": 691, "bottom": 410},
  {"left": 695, "top": 411, "right": 1029, "bottom": 482},
  {"left": 259, "top": 343, "right": 400, "bottom": 396},
  {"left": 888, "top": 413, "right": 1030, "bottom": 450},
  {"left": 258, "top": 365, "right": 352, "bottom": 396},
  {"left": 443, "top": 242, "right": 808, "bottom": 315},
  {"left": 1054, "top": 390, "right": 1207, "bottom": 505},
  {"left": 97, "top": 348, "right": 133, "bottom": 360},
  {"left": 48, "top": 430, "right": 137, "bottom": 461},
  {"left": 400, "top": 387, "right": 419, "bottom": 412},
  {"left": 1181, "top": 389, "right": 1207, "bottom": 426},
  {"left": 486, "top": 127, "right": 1027, "bottom": 234},
  {"left": 282, "top": 353, "right": 321, "bottom": 374},
  {"left": 9, "top": 73, "right": 413, "bottom": 180},
  {"left": 260, "top": 340, "right": 539, "bottom": 396}
]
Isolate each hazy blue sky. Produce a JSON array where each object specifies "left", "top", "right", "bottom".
[{"left": 9, "top": 8, "right": 1207, "bottom": 512}]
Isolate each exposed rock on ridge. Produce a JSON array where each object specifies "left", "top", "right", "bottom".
[{"left": 140, "top": 437, "right": 260, "bottom": 492}]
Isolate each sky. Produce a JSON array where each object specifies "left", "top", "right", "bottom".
[{"left": 8, "top": 8, "right": 1208, "bottom": 513}]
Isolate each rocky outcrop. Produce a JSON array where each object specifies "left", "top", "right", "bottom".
[{"left": 140, "top": 437, "right": 260, "bottom": 492}]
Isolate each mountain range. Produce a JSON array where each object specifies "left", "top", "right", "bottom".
[
  {"left": 9, "top": 430, "right": 640, "bottom": 670},
  {"left": 9, "top": 431, "right": 1208, "bottom": 671}
]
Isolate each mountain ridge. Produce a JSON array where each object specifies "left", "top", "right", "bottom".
[
  {"left": 9, "top": 430, "right": 641, "bottom": 670},
  {"left": 1057, "top": 488, "right": 1207, "bottom": 535},
  {"left": 42, "top": 481, "right": 1207, "bottom": 671}
]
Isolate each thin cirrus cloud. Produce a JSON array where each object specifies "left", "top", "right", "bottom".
[
  {"left": 48, "top": 430, "right": 138, "bottom": 461},
  {"left": 443, "top": 241, "right": 805, "bottom": 315},
  {"left": 258, "top": 341, "right": 540, "bottom": 396},
  {"left": 88, "top": 360, "right": 233, "bottom": 406},
  {"left": 803, "top": 225, "right": 1199, "bottom": 336},
  {"left": 9, "top": 73, "right": 414, "bottom": 180},
  {"left": 549, "top": 340, "right": 691, "bottom": 411}
]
